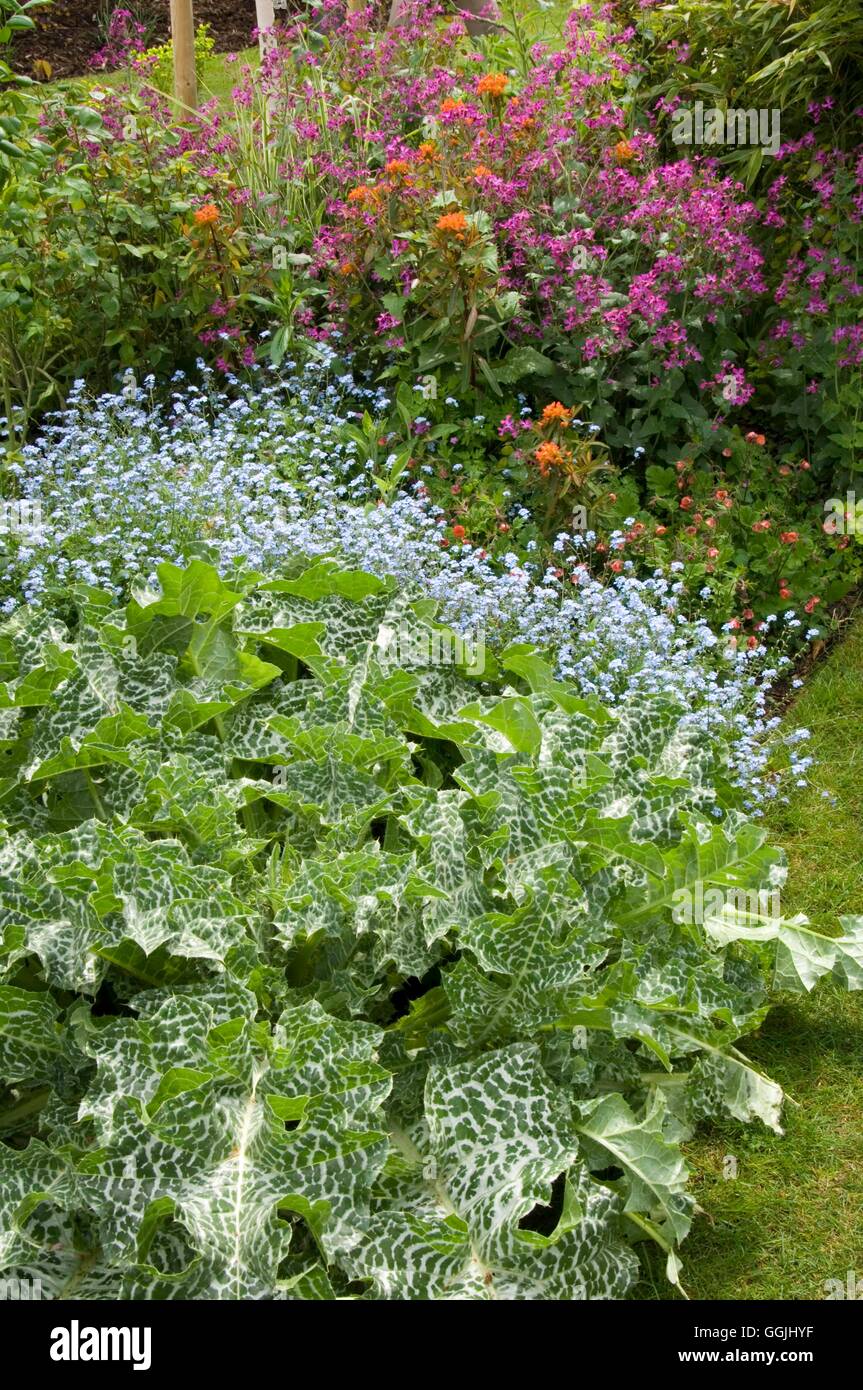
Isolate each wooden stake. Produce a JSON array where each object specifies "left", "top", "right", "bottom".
[
  {"left": 170, "top": 0, "right": 197, "bottom": 110},
  {"left": 255, "top": 0, "right": 276, "bottom": 58}
]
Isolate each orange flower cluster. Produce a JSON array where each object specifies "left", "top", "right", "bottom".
[
  {"left": 440, "top": 97, "right": 467, "bottom": 116},
  {"left": 540, "top": 402, "right": 572, "bottom": 428},
  {"left": 193, "top": 204, "right": 219, "bottom": 226},
  {"left": 349, "top": 184, "right": 379, "bottom": 206},
  {"left": 347, "top": 185, "right": 381, "bottom": 208},
  {"left": 477, "top": 72, "right": 509, "bottom": 98},
  {"left": 436, "top": 211, "right": 468, "bottom": 237},
  {"left": 534, "top": 441, "right": 569, "bottom": 477},
  {"left": 385, "top": 159, "right": 411, "bottom": 179},
  {"left": 614, "top": 140, "right": 635, "bottom": 163},
  {"left": 418, "top": 141, "right": 439, "bottom": 162},
  {"left": 473, "top": 164, "right": 494, "bottom": 179}
]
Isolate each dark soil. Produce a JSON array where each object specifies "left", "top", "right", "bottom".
[{"left": 10, "top": 1, "right": 265, "bottom": 81}]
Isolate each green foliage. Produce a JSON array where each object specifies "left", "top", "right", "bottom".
[
  {"left": 0, "top": 0, "right": 49, "bottom": 85},
  {"left": 0, "top": 2, "right": 51, "bottom": 178},
  {"left": 636, "top": 0, "right": 863, "bottom": 155},
  {"left": 0, "top": 556, "right": 859, "bottom": 1298},
  {"left": 133, "top": 23, "right": 216, "bottom": 98},
  {"left": 753, "top": 145, "right": 863, "bottom": 487},
  {"left": 0, "top": 85, "right": 255, "bottom": 436},
  {"left": 633, "top": 434, "right": 860, "bottom": 627}
]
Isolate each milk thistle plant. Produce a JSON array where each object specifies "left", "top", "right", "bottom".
[{"left": 0, "top": 550, "right": 859, "bottom": 1300}]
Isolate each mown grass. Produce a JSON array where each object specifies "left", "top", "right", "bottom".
[
  {"left": 640, "top": 610, "right": 863, "bottom": 1301},
  {"left": 81, "top": 46, "right": 260, "bottom": 105}
]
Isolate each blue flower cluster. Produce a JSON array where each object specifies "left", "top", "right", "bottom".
[{"left": 1, "top": 356, "right": 811, "bottom": 808}]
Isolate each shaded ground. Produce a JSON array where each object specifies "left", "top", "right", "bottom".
[{"left": 10, "top": 1, "right": 263, "bottom": 81}]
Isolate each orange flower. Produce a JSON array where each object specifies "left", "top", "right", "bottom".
[
  {"left": 614, "top": 140, "right": 635, "bottom": 163},
  {"left": 194, "top": 204, "right": 219, "bottom": 226},
  {"left": 440, "top": 97, "right": 467, "bottom": 116},
  {"left": 418, "top": 141, "right": 439, "bottom": 162},
  {"left": 338, "top": 260, "right": 358, "bottom": 277},
  {"left": 540, "top": 401, "right": 572, "bottom": 428},
  {"left": 473, "top": 163, "right": 494, "bottom": 179},
  {"left": 534, "top": 441, "right": 567, "bottom": 476},
  {"left": 347, "top": 184, "right": 380, "bottom": 207},
  {"left": 477, "top": 72, "right": 509, "bottom": 99},
  {"left": 436, "top": 211, "right": 468, "bottom": 237},
  {"left": 385, "top": 159, "right": 411, "bottom": 178},
  {"left": 452, "top": 524, "right": 466, "bottom": 540}
]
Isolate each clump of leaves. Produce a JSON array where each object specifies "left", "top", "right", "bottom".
[{"left": 0, "top": 558, "right": 859, "bottom": 1299}]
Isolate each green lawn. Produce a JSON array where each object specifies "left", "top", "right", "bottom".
[
  {"left": 85, "top": 46, "right": 260, "bottom": 106},
  {"left": 641, "top": 611, "right": 863, "bottom": 1300},
  {"left": 196, "top": 47, "right": 260, "bottom": 104}
]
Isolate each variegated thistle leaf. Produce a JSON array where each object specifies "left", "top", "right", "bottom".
[
  {"left": 0, "top": 559, "right": 858, "bottom": 1300},
  {"left": 350, "top": 1044, "right": 639, "bottom": 1299},
  {"left": 71, "top": 994, "right": 392, "bottom": 1298}
]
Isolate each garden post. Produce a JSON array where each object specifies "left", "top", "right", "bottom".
[
  {"left": 170, "top": 0, "right": 197, "bottom": 109},
  {"left": 255, "top": 0, "right": 277, "bottom": 56}
]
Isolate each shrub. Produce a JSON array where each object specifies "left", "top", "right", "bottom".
[
  {"left": 635, "top": 0, "right": 863, "bottom": 162},
  {"left": 131, "top": 22, "right": 216, "bottom": 97},
  {"left": 0, "top": 81, "right": 257, "bottom": 436}
]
